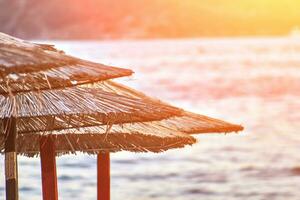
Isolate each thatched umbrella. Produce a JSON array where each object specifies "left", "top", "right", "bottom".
[
  {"left": 0, "top": 32, "right": 196, "bottom": 200},
  {"left": 0, "top": 32, "right": 243, "bottom": 200}
]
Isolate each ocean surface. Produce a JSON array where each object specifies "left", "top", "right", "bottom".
[{"left": 1, "top": 37, "right": 300, "bottom": 200}]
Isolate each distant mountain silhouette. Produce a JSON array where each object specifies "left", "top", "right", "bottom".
[{"left": 0, "top": 0, "right": 299, "bottom": 39}]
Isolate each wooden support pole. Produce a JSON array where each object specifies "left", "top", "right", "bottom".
[
  {"left": 40, "top": 136, "right": 58, "bottom": 200},
  {"left": 97, "top": 153, "right": 110, "bottom": 200},
  {"left": 4, "top": 117, "right": 18, "bottom": 200}
]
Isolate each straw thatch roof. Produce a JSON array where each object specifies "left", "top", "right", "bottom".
[
  {"left": 81, "top": 80, "right": 244, "bottom": 134},
  {"left": 0, "top": 32, "right": 243, "bottom": 156},
  {"left": 0, "top": 62, "right": 133, "bottom": 94},
  {"left": 0, "top": 79, "right": 242, "bottom": 156},
  {"left": 0, "top": 32, "right": 133, "bottom": 94},
  {"left": 0, "top": 109, "right": 241, "bottom": 156},
  {"left": 0, "top": 32, "right": 200, "bottom": 155},
  {"left": 0, "top": 122, "right": 197, "bottom": 156},
  {"left": 0, "top": 86, "right": 184, "bottom": 132}
]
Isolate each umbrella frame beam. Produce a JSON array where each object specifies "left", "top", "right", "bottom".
[
  {"left": 40, "top": 136, "right": 58, "bottom": 200},
  {"left": 4, "top": 117, "right": 18, "bottom": 200},
  {"left": 97, "top": 153, "right": 110, "bottom": 200}
]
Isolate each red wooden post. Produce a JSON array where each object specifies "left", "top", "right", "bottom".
[
  {"left": 97, "top": 153, "right": 110, "bottom": 200},
  {"left": 40, "top": 136, "right": 58, "bottom": 200}
]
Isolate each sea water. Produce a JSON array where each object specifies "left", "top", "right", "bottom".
[{"left": 1, "top": 37, "right": 300, "bottom": 200}]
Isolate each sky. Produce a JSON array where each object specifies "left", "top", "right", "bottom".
[{"left": 0, "top": 0, "right": 300, "bottom": 39}]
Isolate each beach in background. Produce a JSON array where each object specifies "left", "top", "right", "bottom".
[{"left": 1, "top": 37, "right": 300, "bottom": 200}]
